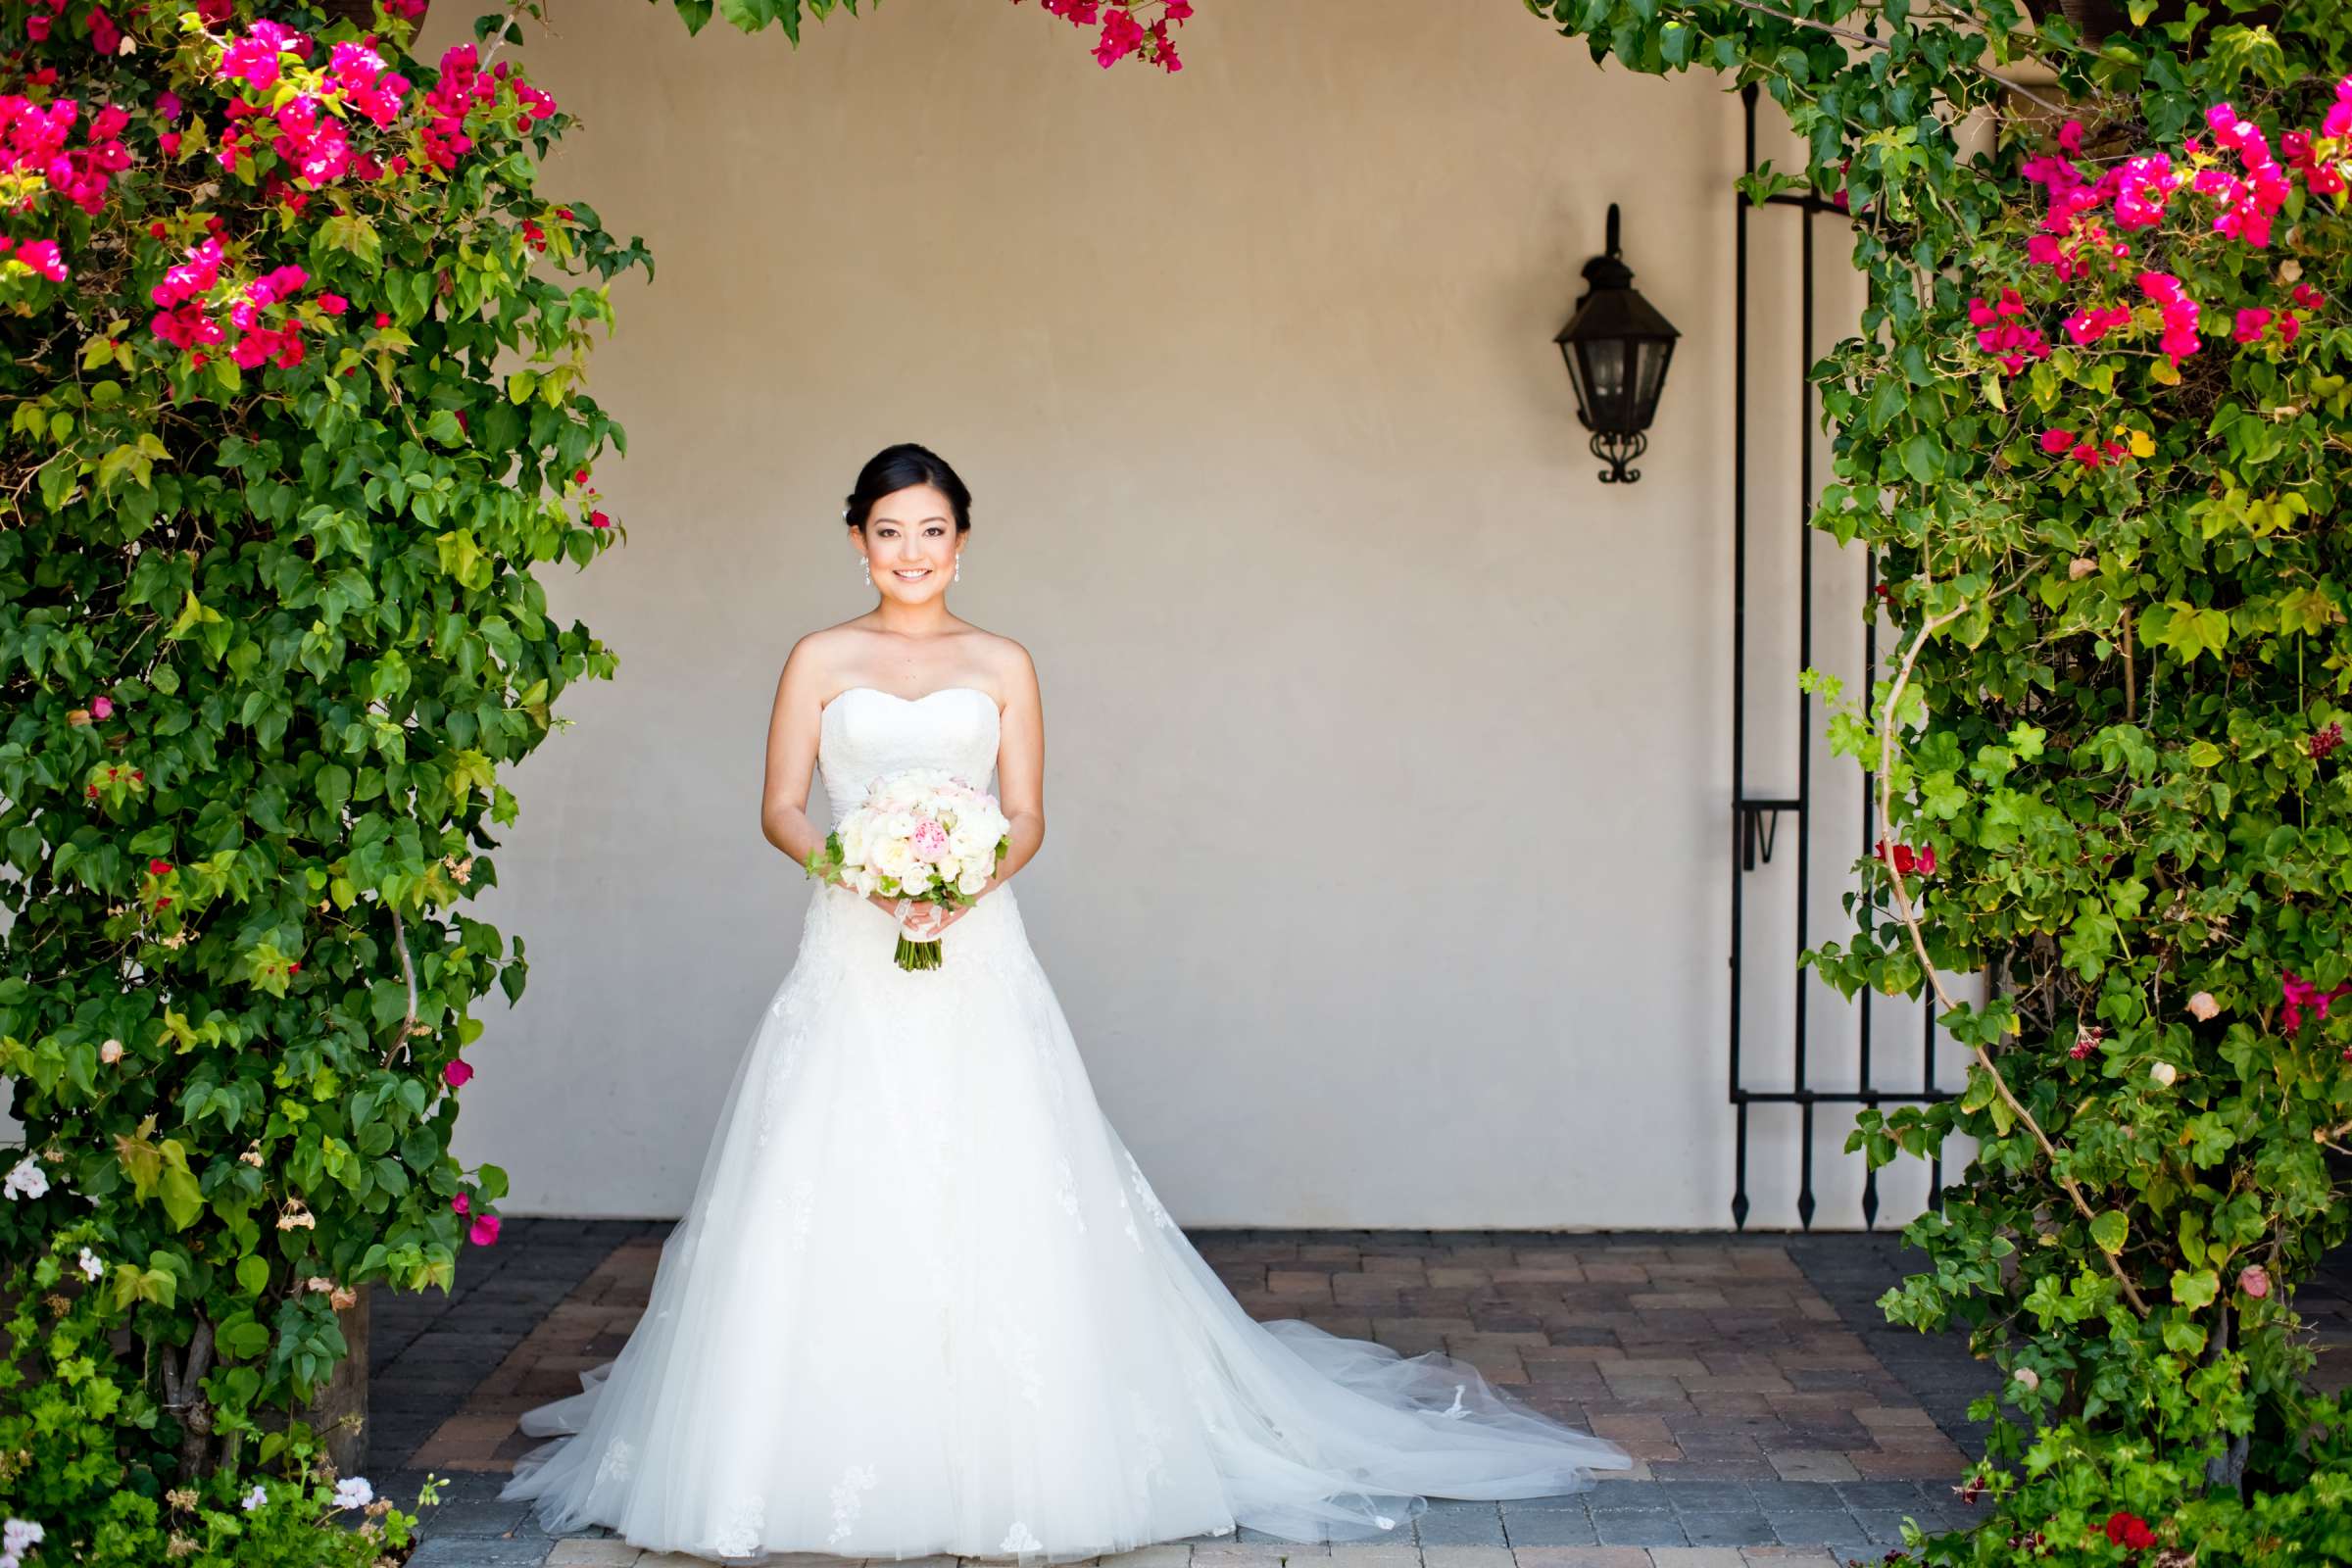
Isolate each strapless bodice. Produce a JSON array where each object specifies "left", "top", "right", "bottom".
[{"left": 816, "top": 686, "right": 1003, "bottom": 830}]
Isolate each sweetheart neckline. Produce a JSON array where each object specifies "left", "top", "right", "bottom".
[{"left": 818, "top": 684, "right": 1001, "bottom": 721}]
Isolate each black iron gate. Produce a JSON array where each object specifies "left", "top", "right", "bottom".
[{"left": 1727, "top": 82, "right": 1952, "bottom": 1232}]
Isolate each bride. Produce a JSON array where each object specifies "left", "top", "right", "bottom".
[{"left": 496, "top": 442, "right": 1629, "bottom": 1562}]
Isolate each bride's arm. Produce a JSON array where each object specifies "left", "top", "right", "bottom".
[
  {"left": 985, "top": 644, "right": 1047, "bottom": 889},
  {"left": 760, "top": 640, "right": 829, "bottom": 866}
]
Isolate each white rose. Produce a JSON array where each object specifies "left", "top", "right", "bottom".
[
  {"left": 2150, "top": 1061, "right": 2178, "bottom": 1087},
  {"left": 873, "top": 838, "right": 916, "bottom": 880},
  {"left": 957, "top": 865, "right": 992, "bottom": 897}
]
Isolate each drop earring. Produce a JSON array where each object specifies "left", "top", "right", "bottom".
[
  {"left": 861, "top": 559, "right": 871, "bottom": 587},
  {"left": 954, "top": 555, "right": 962, "bottom": 584}
]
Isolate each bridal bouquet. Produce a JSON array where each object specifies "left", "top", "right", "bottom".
[{"left": 804, "top": 768, "right": 1011, "bottom": 970}]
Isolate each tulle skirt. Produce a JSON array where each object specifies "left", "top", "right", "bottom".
[{"left": 497, "top": 880, "right": 1628, "bottom": 1561}]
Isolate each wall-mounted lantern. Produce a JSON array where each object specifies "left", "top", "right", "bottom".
[{"left": 1553, "top": 203, "right": 1680, "bottom": 484}]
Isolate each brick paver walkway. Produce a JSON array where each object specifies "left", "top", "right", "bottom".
[{"left": 358, "top": 1226, "right": 2352, "bottom": 1567}]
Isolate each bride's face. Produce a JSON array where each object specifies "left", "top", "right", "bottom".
[{"left": 855, "top": 483, "right": 962, "bottom": 603}]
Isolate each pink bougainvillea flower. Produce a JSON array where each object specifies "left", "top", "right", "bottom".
[
  {"left": 2233, "top": 307, "right": 2273, "bottom": 343},
  {"left": 2112, "top": 153, "right": 2178, "bottom": 229},
  {"left": 219, "top": 20, "right": 309, "bottom": 92},
  {"left": 148, "top": 858, "right": 171, "bottom": 875},
  {"left": 316, "top": 292, "right": 347, "bottom": 315},
  {"left": 444, "top": 1056, "right": 473, "bottom": 1088},
  {"left": 2039, "top": 428, "right": 2076, "bottom": 455},
  {"left": 90, "top": 695, "right": 113, "bottom": 719},
  {"left": 2063, "top": 304, "right": 2131, "bottom": 346},
  {"left": 467, "top": 1212, "right": 501, "bottom": 1247},
  {"left": 12, "top": 238, "right": 67, "bottom": 281},
  {"left": 2280, "top": 967, "right": 2352, "bottom": 1033},
  {"left": 2239, "top": 1264, "right": 2271, "bottom": 1298},
  {"left": 2136, "top": 270, "right": 2202, "bottom": 365},
  {"left": 2292, "top": 282, "right": 2325, "bottom": 311},
  {"left": 588, "top": 510, "right": 610, "bottom": 529},
  {"left": 451, "top": 1193, "right": 469, "bottom": 1215}
]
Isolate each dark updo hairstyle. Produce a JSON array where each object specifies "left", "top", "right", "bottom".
[{"left": 843, "top": 442, "right": 973, "bottom": 535}]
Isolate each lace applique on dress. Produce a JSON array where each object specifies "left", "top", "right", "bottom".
[
  {"left": 1054, "top": 1154, "right": 1086, "bottom": 1232},
  {"left": 988, "top": 1317, "right": 1045, "bottom": 1409},
  {"left": 592, "top": 1437, "right": 633, "bottom": 1486},
  {"left": 1001, "top": 1521, "right": 1043, "bottom": 1553},
  {"left": 825, "top": 1463, "right": 877, "bottom": 1544},
  {"left": 787, "top": 1177, "right": 815, "bottom": 1248},
  {"left": 712, "top": 1495, "right": 765, "bottom": 1558},
  {"left": 1128, "top": 1390, "right": 1171, "bottom": 1489},
  {"left": 1126, "top": 1151, "right": 1176, "bottom": 1231}
]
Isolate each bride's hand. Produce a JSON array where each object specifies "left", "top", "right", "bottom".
[{"left": 869, "top": 894, "right": 956, "bottom": 938}]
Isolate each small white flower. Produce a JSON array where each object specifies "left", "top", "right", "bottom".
[
  {"left": 99, "top": 1038, "right": 123, "bottom": 1064},
  {"left": 2, "top": 1519, "right": 43, "bottom": 1555},
  {"left": 2012, "top": 1366, "right": 2040, "bottom": 1392},
  {"left": 331, "top": 1476, "right": 373, "bottom": 1510},
  {"left": 2150, "top": 1060, "right": 2179, "bottom": 1087},
  {"left": 3, "top": 1158, "right": 48, "bottom": 1201},
  {"left": 75, "top": 1248, "right": 102, "bottom": 1282},
  {"left": 240, "top": 1484, "right": 268, "bottom": 1512}
]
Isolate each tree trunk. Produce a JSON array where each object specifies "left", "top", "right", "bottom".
[{"left": 161, "top": 1319, "right": 217, "bottom": 1481}]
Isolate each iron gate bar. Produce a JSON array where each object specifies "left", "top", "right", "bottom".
[{"left": 1728, "top": 82, "right": 1954, "bottom": 1233}]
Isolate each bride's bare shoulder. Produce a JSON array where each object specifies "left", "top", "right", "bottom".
[
  {"left": 965, "top": 628, "right": 1038, "bottom": 699},
  {"left": 776, "top": 622, "right": 868, "bottom": 696}
]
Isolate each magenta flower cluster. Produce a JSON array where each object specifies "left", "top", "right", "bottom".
[
  {"left": 1978, "top": 85, "right": 2352, "bottom": 378},
  {"left": 1019, "top": 0, "right": 1193, "bottom": 71}
]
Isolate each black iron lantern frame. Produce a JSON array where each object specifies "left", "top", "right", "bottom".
[{"left": 1554, "top": 203, "right": 1681, "bottom": 484}]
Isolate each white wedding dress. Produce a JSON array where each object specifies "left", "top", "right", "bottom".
[{"left": 497, "top": 684, "right": 1628, "bottom": 1562}]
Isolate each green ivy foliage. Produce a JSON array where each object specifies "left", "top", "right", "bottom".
[
  {"left": 1524, "top": 0, "right": 2352, "bottom": 1559},
  {"left": 0, "top": 0, "right": 643, "bottom": 1554}
]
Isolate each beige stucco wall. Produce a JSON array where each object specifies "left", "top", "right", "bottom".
[{"left": 422, "top": 0, "right": 1942, "bottom": 1227}]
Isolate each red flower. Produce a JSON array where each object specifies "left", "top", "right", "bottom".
[
  {"left": 588, "top": 510, "right": 610, "bottom": 529},
  {"left": 2103, "top": 1511, "right": 2156, "bottom": 1550},
  {"left": 373, "top": 311, "right": 391, "bottom": 328},
  {"left": 444, "top": 1056, "right": 474, "bottom": 1088},
  {"left": 1874, "top": 839, "right": 1936, "bottom": 876},
  {"left": 149, "top": 858, "right": 172, "bottom": 875},
  {"left": 451, "top": 1193, "right": 469, "bottom": 1215},
  {"left": 2309, "top": 721, "right": 2342, "bottom": 760}
]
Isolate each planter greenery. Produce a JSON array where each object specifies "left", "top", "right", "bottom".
[{"left": 1523, "top": 0, "right": 2352, "bottom": 1558}]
